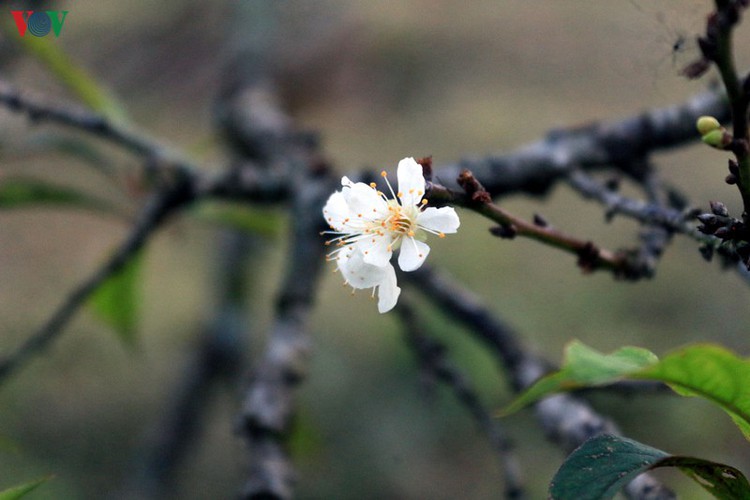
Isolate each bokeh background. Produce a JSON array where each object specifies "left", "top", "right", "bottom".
[{"left": 0, "top": 1, "right": 749, "bottom": 498}]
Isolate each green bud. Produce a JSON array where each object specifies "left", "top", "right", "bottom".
[
  {"left": 701, "top": 129, "right": 729, "bottom": 148},
  {"left": 696, "top": 115, "right": 721, "bottom": 136}
]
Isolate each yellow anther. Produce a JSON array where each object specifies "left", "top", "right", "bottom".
[
  {"left": 397, "top": 191, "right": 403, "bottom": 197},
  {"left": 380, "top": 171, "right": 388, "bottom": 177},
  {"left": 438, "top": 232, "right": 446, "bottom": 238},
  {"left": 421, "top": 199, "right": 428, "bottom": 205},
  {"left": 370, "top": 182, "right": 377, "bottom": 188},
  {"left": 408, "top": 230, "right": 415, "bottom": 237}
]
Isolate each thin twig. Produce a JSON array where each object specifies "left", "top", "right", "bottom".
[
  {"left": 0, "top": 79, "right": 200, "bottom": 174},
  {"left": 565, "top": 170, "right": 704, "bottom": 238},
  {"left": 0, "top": 175, "right": 196, "bottom": 383},
  {"left": 396, "top": 298, "right": 526, "bottom": 499},
  {"left": 705, "top": 2, "right": 750, "bottom": 216},
  {"left": 113, "top": 231, "right": 251, "bottom": 500},
  {"left": 428, "top": 170, "right": 645, "bottom": 278}
]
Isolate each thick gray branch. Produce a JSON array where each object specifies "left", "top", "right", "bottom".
[
  {"left": 434, "top": 88, "right": 728, "bottom": 198},
  {"left": 237, "top": 168, "right": 331, "bottom": 499}
]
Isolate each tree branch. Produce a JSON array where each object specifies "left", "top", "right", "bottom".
[
  {"left": 0, "top": 174, "right": 196, "bottom": 384},
  {"left": 0, "top": 79, "right": 200, "bottom": 175},
  {"left": 396, "top": 298, "right": 526, "bottom": 499},
  {"left": 237, "top": 165, "right": 331, "bottom": 499},
  {"left": 428, "top": 170, "right": 649, "bottom": 278},
  {"left": 708, "top": 2, "right": 750, "bottom": 215},
  {"left": 114, "top": 231, "right": 251, "bottom": 499},
  {"left": 402, "top": 266, "right": 676, "bottom": 500},
  {"left": 432, "top": 87, "right": 729, "bottom": 199}
]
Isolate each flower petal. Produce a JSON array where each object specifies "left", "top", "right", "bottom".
[
  {"left": 322, "top": 191, "right": 352, "bottom": 231},
  {"left": 342, "top": 179, "right": 388, "bottom": 222},
  {"left": 417, "top": 206, "right": 460, "bottom": 234},
  {"left": 398, "top": 237, "right": 430, "bottom": 272},
  {"left": 396, "top": 157, "right": 425, "bottom": 207},
  {"left": 337, "top": 247, "right": 388, "bottom": 289},
  {"left": 357, "top": 232, "right": 393, "bottom": 268},
  {"left": 377, "top": 264, "right": 401, "bottom": 313}
]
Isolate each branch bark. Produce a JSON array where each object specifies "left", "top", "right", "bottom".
[{"left": 237, "top": 165, "right": 332, "bottom": 499}]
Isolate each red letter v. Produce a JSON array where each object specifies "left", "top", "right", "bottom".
[{"left": 10, "top": 11, "right": 32, "bottom": 37}]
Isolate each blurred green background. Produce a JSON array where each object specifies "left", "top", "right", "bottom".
[{"left": 0, "top": 1, "right": 749, "bottom": 498}]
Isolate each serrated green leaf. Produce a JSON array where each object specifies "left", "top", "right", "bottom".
[
  {"left": 193, "top": 202, "right": 280, "bottom": 238},
  {"left": 634, "top": 344, "right": 750, "bottom": 441},
  {"left": 501, "top": 341, "right": 658, "bottom": 415},
  {"left": 550, "top": 434, "right": 750, "bottom": 500},
  {"left": 88, "top": 251, "right": 143, "bottom": 346},
  {"left": 0, "top": 476, "right": 52, "bottom": 500},
  {"left": 0, "top": 177, "right": 118, "bottom": 215}
]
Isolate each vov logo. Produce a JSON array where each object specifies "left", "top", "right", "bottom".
[{"left": 10, "top": 11, "right": 69, "bottom": 38}]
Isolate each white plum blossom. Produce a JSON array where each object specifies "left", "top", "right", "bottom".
[
  {"left": 322, "top": 157, "right": 460, "bottom": 313},
  {"left": 335, "top": 245, "right": 401, "bottom": 314}
]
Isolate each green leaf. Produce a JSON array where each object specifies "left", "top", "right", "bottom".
[
  {"left": 192, "top": 202, "right": 281, "bottom": 238},
  {"left": 501, "top": 341, "right": 658, "bottom": 415},
  {"left": 0, "top": 476, "right": 52, "bottom": 500},
  {"left": 661, "top": 456, "right": 750, "bottom": 499},
  {"left": 6, "top": 34, "right": 126, "bottom": 122},
  {"left": 88, "top": 251, "right": 143, "bottom": 346},
  {"left": 0, "top": 12, "right": 127, "bottom": 122},
  {"left": 550, "top": 434, "right": 669, "bottom": 500},
  {"left": 0, "top": 177, "right": 118, "bottom": 215},
  {"left": 503, "top": 342, "right": 750, "bottom": 443},
  {"left": 550, "top": 434, "right": 750, "bottom": 500},
  {"left": 634, "top": 344, "right": 750, "bottom": 441}
]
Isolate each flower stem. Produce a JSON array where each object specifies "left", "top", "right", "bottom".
[
  {"left": 711, "top": 1, "right": 750, "bottom": 218},
  {"left": 428, "top": 171, "right": 640, "bottom": 277},
  {"left": 474, "top": 201, "right": 625, "bottom": 273}
]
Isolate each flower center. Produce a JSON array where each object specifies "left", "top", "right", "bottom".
[{"left": 386, "top": 200, "right": 417, "bottom": 238}]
